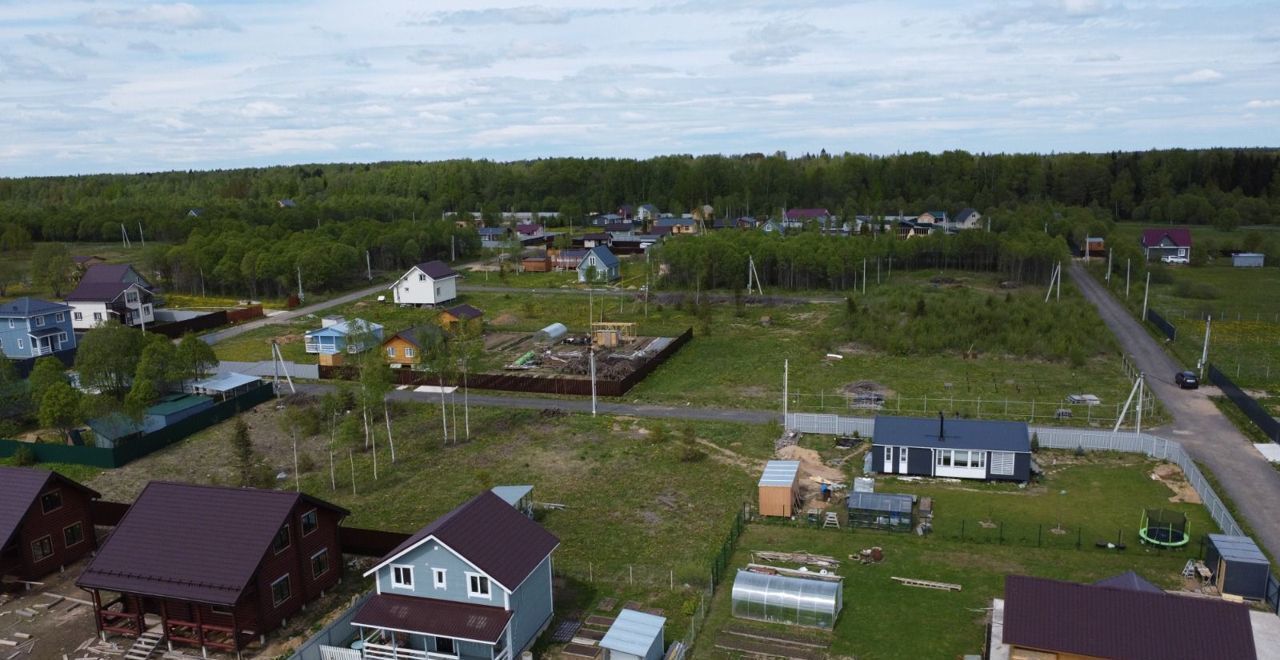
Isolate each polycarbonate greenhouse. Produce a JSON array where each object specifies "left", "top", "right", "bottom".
[{"left": 730, "top": 570, "right": 843, "bottom": 629}]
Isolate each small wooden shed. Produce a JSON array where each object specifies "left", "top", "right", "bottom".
[
  {"left": 758, "top": 461, "right": 801, "bottom": 518},
  {"left": 1206, "top": 534, "right": 1270, "bottom": 600}
]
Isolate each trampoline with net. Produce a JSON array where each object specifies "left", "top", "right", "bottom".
[{"left": 1138, "top": 508, "right": 1190, "bottom": 547}]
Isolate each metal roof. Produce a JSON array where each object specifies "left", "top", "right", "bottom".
[
  {"left": 581, "top": 245, "right": 620, "bottom": 268},
  {"left": 368, "top": 491, "right": 559, "bottom": 592},
  {"left": 490, "top": 485, "right": 533, "bottom": 507},
  {"left": 600, "top": 609, "right": 666, "bottom": 657},
  {"left": 0, "top": 467, "right": 99, "bottom": 553},
  {"left": 0, "top": 297, "right": 70, "bottom": 317},
  {"left": 145, "top": 394, "right": 212, "bottom": 417},
  {"left": 1209, "top": 534, "right": 1269, "bottom": 565},
  {"left": 846, "top": 492, "right": 913, "bottom": 514},
  {"left": 77, "top": 482, "right": 348, "bottom": 605},
  {"left": 189, "top": 372, "right": 260, "bottom": 393},
  {"left": 873, "top": 415, "right": 1030, "bottom": 452},
  {"left": 1093, "top": 571, "right": 1163, "bottom": 594},
  {"left": 414, "top": 260, "right": 459, "bottom": 280},
  {"left": 353, "top": 593, "right": 512, "bottom": 643},
  {"left": 1003, "top": 575, "right": 1256, "bottom": 660},
  {"left": 758, "top": 461, "right": 800, "bottom": 488}
]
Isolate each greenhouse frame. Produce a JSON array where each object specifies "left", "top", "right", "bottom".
[
  {"left": 730, "top": 569, "right": 843, "bottom": 630},
  {"left": 847, "top": 492, "right": 915, "bottom": 532}
]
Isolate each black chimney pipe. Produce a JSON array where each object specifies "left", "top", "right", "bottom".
[{"left": 938, "top": 411, "right": 945, "bottom": 442}]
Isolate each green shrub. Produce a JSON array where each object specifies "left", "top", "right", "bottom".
[{"left": 12, "top": 445, "right": 36, "bottom": 466}]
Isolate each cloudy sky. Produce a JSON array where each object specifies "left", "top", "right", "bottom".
[{"left": 1, "top": 0, "right": 1277, "bottom": 176}]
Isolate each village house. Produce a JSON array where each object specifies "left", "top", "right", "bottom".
[
  {"left": 391, "top": 261, "right": 460, "bottom": 307},
  {"left": 439, "top": 304, "right": 484, "bottom": 332},
  {"left": 0, "top": 297, "right": 76, "bottom": 360},
  {"left": 66, "top": 264, "right": 157, "bottom": 330},
  {"left": 654, "top": 217, "right": 697, "bottom": 235},
  {"left": 382, "top": 326, "right": 432, "bottom": 369},
  {"left": 351, "top": 491, "right": 559, "bottom": 660},
  {"left": 77, "top": 482, "right": 348, "bottom": 655},
  {"left": 0, "top": 466, "right": 100, "bottom": 581},
  {"left": 578, "top": 246, "right": 621, "bottom": 282},
  {"left": 872, "top": 414, "right": 1032, "bottom": 482},
  {"left": 1141, "top": 227, "right": 1193, "bottom": 262},
  {"left": 305, "top": 317, "right": 385, "bottom": 357}
]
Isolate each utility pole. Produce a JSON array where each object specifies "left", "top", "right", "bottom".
[
  {"left": 120, "top": 224, "right": 131, "bottom": 248},
  {"left": 1125, "top": 259, "right": 1131, "bottom": 299},
  {"left": 366, "top": 250, "right": 372, "bottom": 281},
  {"left": 1199, "top": 315, "right": 1212, "bottom": 380},
  {"left": 1106, "top": 249, "right": 1113, "bottom": 283},
  {"left": 862, "top": 258, "right": 867, "bottom": 294},
  {"left": 589, "top": 348, "right": 597, "bottom": 417},
  {"left": 1135, "top": 373, "right": 1144, "bottom": 436},
  {"left": 297, "top": 267, "right": 304, "bottom": 303},
  {"left": 1141, "top": 271, "right": 1150, "bottom": 321},
  {"left": 451, "top": 235, "right": 456, "bottom": 262},
  {"left": 782, "top": 358, "right": 789, "bottom": 428},
  {"left": 1056, "top": 261, "right": 1061, "bottom": 300},
  {"left": 138, "top": 222, "right": 145, "bottom": 247}
]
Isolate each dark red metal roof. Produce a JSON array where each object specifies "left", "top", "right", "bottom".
[
  {"left": 0, "top": 467, "right": 100, "bottom": 553},
  {"left": 445, "top": 304, "right": 484, "bottom": 321},
  {"left": 64, "top": 280, "right": 132, "bottom": 302},
  {"left": 353, "top": 593, "right": 513, "bottom": 643},
  {"left": 373, "top": 491, "right": 558, "bottom": 591},
  {"left": 76, "top": 482, "right": 347, "bottom": 605},
  {"left": 1003, "top": 575, "right": 1257, "bottom": 660},
  {"left": 415, "top": 261, "right": 459, "bottom": 280},
  {"left": 1141, "top": 227, "right": 1192, "bottom": 248}
]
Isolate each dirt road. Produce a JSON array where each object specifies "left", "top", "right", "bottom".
[{"left": 1068, "top": 261, "right": 1280, "bottom": 560}]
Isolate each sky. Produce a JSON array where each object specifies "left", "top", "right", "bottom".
[{"left": 1, "top": 0, "right": 1278, "bottom": 177}]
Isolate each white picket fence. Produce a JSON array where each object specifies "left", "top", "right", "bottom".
[{"left": 784, "top": 413, "right": 1245, "bottom": 539}]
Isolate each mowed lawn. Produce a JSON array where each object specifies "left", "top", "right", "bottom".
[
  {"left": 693, "top": 453, "right": 1218, "bottom": 659},
  {"left": 211, "top": 269, "right": 1137, "bottom": 425}
]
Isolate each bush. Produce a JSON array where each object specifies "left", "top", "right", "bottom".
[
  {"left": 12, "top": 445, "right": 36, "bottom": 466},
  {"left": 1147, "top": 266, "right": 1175, "bottom": 284},
  {"left": 1030, "top": 432, "right": 1040, "bottom": 452},
  {"left": 678, "top": 444, "right": 707, "bottom": 463},
  {"left": 1172, "top": 280, "right": 1219, "bottom": 300}
]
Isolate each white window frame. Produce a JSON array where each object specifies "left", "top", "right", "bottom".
[
  {"left": 386, "top": 346, "right": 396, "bottom": 357},
  {"left": 466, "top": 572, "right": 491, "bottom": 598},
  {"left": 17, "top": 339, "right": 24, "bottom": 350},
  {"left": 93, "top": 312, "right": 102, "bottom": 322},
  {"left": 405, "top": 347, "right": 415, "bottom": 358},
  {"left": 433, "top": 568, "right": 447, "bottom": 590},
  {"left": 35, "top": 315, "right": 44, "bottom": 327},
  {"left": 56, "top": 312, "right": 64, "bottom": 322},
  {"left": 6, "top": 319, "right": 12, "bottom": 329},
  {"left": 58, "top": 332, "right": 68, "bottom": 343},
  {"left": 391, "top": 564, "right": 415, "bottom": 589},
  {"left": 211, "top": 605, "right": 233, "bottom": 616}
]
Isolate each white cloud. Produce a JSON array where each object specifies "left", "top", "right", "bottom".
[
  {"left": 83, "top": 3, "right": 238, "bottom": 32},
  {"left": 1172, "top": 68, "right": 1223, "bottom": 84},
  {"left": 26, "top": 33, "right": 98, "bottom": 57},
  {"left": 237, "top": 101, "right": 291, "bottom": 119},
  {"left": 1014, "top": 93, "right": 1080, "bottom": 108},
  {"left": 730, "top": 21, "right": 820, "bottom": 67},
  {"left": 408, "top": 48, "right": 496, "bottom": 69},
  {"left": 1075, "top": 52, "right": 1120, "bottom": 62},
  {"left": 128, "top": 40, "right": 163, "bottom": 54},
  {"left": 1245, "top": 99, "right": 1280, "bottom": 109}
]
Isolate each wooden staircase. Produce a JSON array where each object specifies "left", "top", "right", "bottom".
[{"left": 124, "top": 631, "right": 164, "bottom": 660}]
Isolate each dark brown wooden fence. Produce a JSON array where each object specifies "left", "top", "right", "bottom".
[
  {"left": 339, "top": 526, "right": 412, "bottom": 557},
  {"left": 91, "top": 501, "right": 131, "bottom": 526},
  {"left": 319, "top": 328, "right": 693, "bottom": 397}
]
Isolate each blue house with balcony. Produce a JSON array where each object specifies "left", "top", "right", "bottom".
[
  {"left": 351, "top": 491, "right": 559, "bottom": 660},
  {"left": 305, "top": 317, "right": 384, "bottom": 356},
  {"left": 0, "top": 297, "right": 76, "bottom": 361}
]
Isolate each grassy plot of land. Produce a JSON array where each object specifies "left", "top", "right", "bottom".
[
  {"left": 694, "top": 453, "right": 1218, "bottom": 660},
  {"left": 3, "top": 241, "right": 165, "bottom": 298},
  {"left": 74, "top": 401, "right": 775, "bottom": 643},
  {"left": 462, "top": 254, "right": 650, "bottom": 290}
]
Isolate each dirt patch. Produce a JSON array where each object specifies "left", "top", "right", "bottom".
[
  {"left": 276, "top": 333, "right": 303, "bottom": 344},
  {"left": 0, "top": 551, "right": 100, "bottom": 660},
  {"left": 1152, "top": 463, "right": 1202, "bottom": 504},
  {"left": 776, "top": 445, "right": 847, "bottom": 485},
  {"left": 491, "top": 312, "right": 519, "bottom": 326},
  {"left": 841, "top": 380, "right": 896, "bottom": 398},
  {"left": 696, "top": 438, "right": 755, "bottom": 471},
  {"left": 738, "top": 385, "right": 770, "bottom": 399}
]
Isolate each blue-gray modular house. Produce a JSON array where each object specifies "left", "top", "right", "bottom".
[
  {"left": 872, "top": 415, "right": 1031, "bottom": 482},
  {"left": 1205, "top": 534, "right": 1271, "bottom": 600},
  {"left": 353, "top": 491, "right": 560, "bottom": 660},
  {"left": 0, "top": 297, "right": 76, "bottom": 360}
]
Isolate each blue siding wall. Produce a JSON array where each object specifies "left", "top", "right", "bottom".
[
  {"left": 508, "top": 557, "right": 554, "bottom": 652},
  {"left": 0, "top": 319, "right": 31, "bottom": 358},
  {"left": 376, "top": 539, "right": 504, "bottom": 608}
]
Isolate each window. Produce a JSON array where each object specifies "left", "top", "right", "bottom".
[
  {"left": 63, "top": 522, "right": 85, "bottom": 547},
  {"left": 31, "top": 536, "right": 53, "bottom": 562},
  {"left": 6, "top": 319, "right": 12, "bottom": 328},
  {"left": 73, "top": 312, "right": 82, "bottom": 321},
  {"left": 272, "top": 525, "right": 291, "bottom": 554},
  {"left": 311, "top": 549, "right": 330, "bottom": 578},
  {"left": 436, "top": 638, "right": 455, "bottom": 655},
  {"left": 433, "top": 568, "right": 447, "bottom": 589},
  {"left": 143, "top": 304, "right": 151, "bottom": 315},
  {"left": 301, "top": 509, "right": 319, "bottom": 536},
  {"left": 467, "top": 573, "right": 490, "bottom": 598},
  {"left": 93, "top": 312, "right": 102, "bottom": 322},
  {"left": 16, "top": 339, "right": 23, "bottom": 350},
  {"left": 271, "top": 575, "right": 292, "bottom": 607},
  {"left": 211, "top": 605, "right": 233, "bottom": 616},
  {"left": 418, "top": 274, "right": 427, "bottom": 281},
  {"left": 35, "top": 315, "right": 44, "bottom": 327},
  {"left": 990, "top": 451, "right": 1016, "bottom": 476},
  {"left": 392, "top": 565, "right": 414, "bottom": 589},
  {"left": 386, "top": 346, "right": 396, "bottom": 357},
  {"left": 404, "top": 347, "right": 415, "bottom": 358},
  {"left": 40, "top": 490, "right": 62, "bottom": 514},
  {"left": 125, "top": 291, "right": 138, "bottom": 304},
  {"left": 56, "top": 312, "right": 64, "bottom": 322}
]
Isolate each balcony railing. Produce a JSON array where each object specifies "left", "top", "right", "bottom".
[
  {"left": 30, "top": 345, "right": 53, "bottom": 356},
  {"left": 363, "top": 643, "right": 428, "bottom": 660},
  {"left": 305, "top": 342, "right": 340, "bottom": 354}
]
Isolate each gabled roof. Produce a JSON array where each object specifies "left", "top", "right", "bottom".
[
  {"left": 64, "top": 280, "right": 147, "bottom": 303},
  {"left": 0, "top": 467, "right": 100, "bottom": 554},
  {"left": 604, "top": 223, "right": 634, "bottom": 232},
  {"left": 1141, "top": 227, "right": 1192, "bottom": 248},
  {"left": 1002, "top": 575, "right": 1256, "bottom": 660},
  {"left": 77, "top": 482, "right": 348, "bottom": 605},
  {"left": 412, "top": 260, "right": 459, "bottom": 280},
  {"left": 477, "top": 227, "right": 507, "bottom": 237},
  {"left": 443, "top": 304, "right": 483, "bottom": 321},
  {"left": 514, "top": 224, "right": 544, "bottom": 235},
  {"left": 583, "top": 232, "right": 610, "bottom": 241},
  {"left": 846, "top": 492, "right": 913, "bottom": 514},
  {"left": 80, "top": 264, "right": 153, "bottom": 289},
  {"left": 955, "top": 208, "right": 979, "bottom": 223},
  {"left": 873, "top": 415, "right": 1030, "bottom": 452},
  {"left": 353, "top": 593, "right": 512, "bottom": 643},
  {"left": 759, "top": 460, "right": 799, "bottom": 487},
  {"left": 0, "top": 297, "right": 70, "bottom": 318},
  {"left": 581, "top": 245, "right": 620, "bottom": 269},
  {"left": 654, "top": 218, "right": 694, "bottom": 227},
  {"left": 785, "top": 208, "right": 830, "bottom": 219},
  {"left": 306, "top": 318, "right": 382, "bottom": 338},
  {"left": 1093, "top": 570, "right": 1162, "bottom": 594},
  {"left": 366, "top": 491, "right": 559, "bottom": 592},
  {"left": 600, "top": 609, "right": 666, "bottom": 657}
]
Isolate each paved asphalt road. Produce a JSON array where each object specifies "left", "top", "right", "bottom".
[
  {"left": 201, "top": 280, "right": 391, "bottom": 345},
  {"left": 295, "top": 382, "right": 780, "bottom": 425},
  {"left": 1069, "top": 261, "right": 1280, "bottom": 560}
]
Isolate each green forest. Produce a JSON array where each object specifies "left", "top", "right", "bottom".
[{"left": 0, "top": 148, "right": 1276, "bottom": 297}]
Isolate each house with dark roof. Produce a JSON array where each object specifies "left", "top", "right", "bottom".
[
  {"left": 1141, "top": 227, "right": 1193, "bottom": 262},
  {"left": 391, "top": 261, "right": 460, "bottom": 307},
  {"left": 305, "top": 317, "right": 384, "bottom": 357},
  {"left": 77, "top": 482, "right": 348, "bottom": 655},
  {"left": 0, "top": 297, "right": 76, "bottom": 360},
  {"left": 951, "top": 208, "right": 982, "bottom": 230},
  {"left": 71, "top": 255, "right": 107, "bottom": 270},
  {"left": 382, "top": 326, "right": 434, "bottom": 368},
  {"left": 277, "top": 199, "right": 297, "bottom": 209},
  {"left": 440, "top": 304, "right": 484, "bottom": 332},
  {"left": 578, "top": 246, "right": 621, "bottom": 283},
  {"left": 872, "top": 414, "right": 1031, "bottom": 482},
  {"left": 991, "top": 573, "right": 1258, "bottom": 660},
  {"left": 636, "top": 204, "right": 660, "bottom": 221},
  {"left": 653, "top": 217, "right": 697, "bottom": 234},
  {"left": 353, "top": 491, "right": 559, "bottom": 660},
  {"left": 0, "top": 467, "right": 99, "bottom": 580},
  {"left": 478, "top": 227, "right": 510, "bottom": 248},
  {"left": 785, "top": 208, "right": 832, "bottom": 223},
  {"left": 66, "top": 263, "right": 157, "bottom": 330}
]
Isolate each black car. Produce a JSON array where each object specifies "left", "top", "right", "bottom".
[{"left": 1175, "top": 370, "right": 1199, "bottom": 389}]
